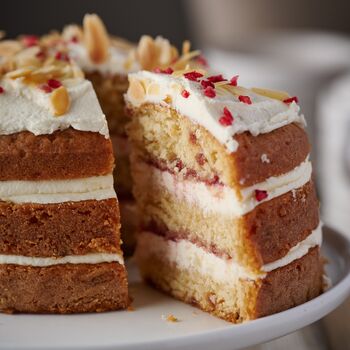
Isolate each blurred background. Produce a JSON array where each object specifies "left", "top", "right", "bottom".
[{"left": 2, "top": 1, "right": 350, "bottom": 349}]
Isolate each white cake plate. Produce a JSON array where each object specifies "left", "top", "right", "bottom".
[{"left": 1, "top": 226, "right": 350, "bottom": 350}]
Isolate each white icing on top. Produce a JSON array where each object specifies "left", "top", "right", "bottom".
[
  {"left": 67, "top": 42, "right": 140, "bottom": 75},
  {"left": 125, "top": 71, "right": 306, "bottom": 152},
  {"left": 134, "top": 158, "right": 311, "bottom": 217},
  {"left": 0, "top": 77, "right": 109, "bottom": 137},
  {"left": 137, "top": 224, "right": 322, "bottom": 282},
  {"left": 0, "top": 175, "right": 116, "bottom": 204},
  {"left": 0, "top": 253, "right": 124, "bottom": 267}
]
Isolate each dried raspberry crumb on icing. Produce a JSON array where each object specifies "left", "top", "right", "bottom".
[
  {"left": 39, "top": 84, "right": 53, "bottom": 93},
  {"left": 238, "top": 95, "right": 252, "bottom": 104},
  {"left": 35, "top": 51, "right": 46, "bottom": 60},
  {"left": 230, "top": 75, "right": 239, "bottom": 86},
  {"left": 22, "top": 35, "right": 39, "bottom": 47},
  {"left": 181, "top": 89, "right": 190, "bottom": 98},
  {"left": 204, "top": 86, "right": 216, "bottom": 98},
  {"left": 196, "top": 55, "right": 208, "bottom": 67},
  {"left": 283, "top": 96, "right": 299, "bottom": 104},
  {"left": 183, "top": 71, "right": 203, "bottom": 81},
  {"left": 200, "top": 79, "right": 215, "bottom": 89},
  {"left": 70, "top": 36, "right": 79, "bottom": 43},
  {"left": 255, "top": 189, "right": 268, "bottom": 201},
  {"left": 47, "top": 79, "right": 62, "bottom": 89},
  {"left": 0, "top": 86, "right": 4, "bottom": 94},
  {"left": 219, "top": 107, "right": 234, "bottom": 126},
  {"left": 154, "top": 67, "right": 174, "bottom": 74},
  {"left": 55, "top": 51, "right": 70, "bottom": 62},
  {"left": 207, "top": 74, "right": 226, "bottom": 83}
]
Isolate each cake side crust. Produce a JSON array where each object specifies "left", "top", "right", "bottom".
[
  {"left": 0, "top": 198, "right": 121, "bottom": 257},
  {"left": 0, "top": 128, "right": 114, "bottom": 180},
  {"left": 0, "top": 262, "right": 129, "bottom": 313}
]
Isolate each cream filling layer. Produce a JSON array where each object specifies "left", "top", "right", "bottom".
[
  {"left": 135, "top": 158, "right": 311, "bottom": 217},
  {"left": 137, "top": 224, "right": 322, "bottom": 282},
  {"left": 126, "top": 71, "right": 306, "bottom": 152},
  {"left": 0, "top": 253, "right": 124, "bottom": 267},
  {"left": 0, "top": 175, "right": 116, "bottom": 204}
]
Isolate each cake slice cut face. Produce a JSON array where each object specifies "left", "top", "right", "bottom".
[
  {"left": 125, "top": 69, "right": 324, "bottom": 322},
  {"left": 0, "top": 57, "right": 128, "bottom": 313}
]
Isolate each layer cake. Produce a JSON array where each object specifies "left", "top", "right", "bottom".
[
  {"left": 125, "top": 69, "right": 324, "bottom": 322},
  {"left": 0, "top": 48, "right": 128, "bottom": 313}
]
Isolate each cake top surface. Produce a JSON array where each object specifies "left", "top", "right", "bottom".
[
  {"left": 0, "top": 44, "right": 109, "bottom": 137},
  {"left": 125, "top": 69, "right": 306, "bottom": 152},
  {"left": 50, "top": 14, "right": 204, "bottom": 76}
]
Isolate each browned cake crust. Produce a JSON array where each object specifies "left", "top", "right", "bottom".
[
  {"left": 0, "top": 199, "right": 121, "bottom": 257},
  {"left": 254, "top": 247, "right": 323, "bottom": 318},
  {"left": 0, "top": 262, "right": 129, "bottom": 314},
  {"left": 243, "top": 180, "right": 319, "bottom": 265},
  {"left": 126, "top": 104, "right": 310, "bottom": 190},
  {"left": 138, "top": 246, "right": 323, "bottom": 322},
  {"left": 0, "top": 128, "right": 114, "bottom": 180}
]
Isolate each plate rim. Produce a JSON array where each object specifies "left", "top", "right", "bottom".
[{"left": 1, "top": 226, "right": 350, "bottom": 350}]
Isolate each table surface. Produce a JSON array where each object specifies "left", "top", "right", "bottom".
[{"left": 246, "top": 297, "right": 350, "bottom": 350}]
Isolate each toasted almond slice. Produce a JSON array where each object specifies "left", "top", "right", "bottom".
[
  {"left": 83, "top": 14, "right": 109, "bottom": 64},
  {"left": 251, "top": 87, "right": 290, "bottom": 101},
  {"left": 6, "top": 67, "right": 33, "bottom": 79},
  {"left": 0, "top": 40, "right": 23, "bottom": 57},
  {"left": 128, "top": 79, "right": 146, "bottom": 102},
  {"left": 137, "top": 35, "right": 156, "bottom": 70},
  {"left": 182, "top": 40, "right": 191, "bottom": 55},
  {"left": 50, "top": 86, "right": 71, "bottom": 116},
  {"left": 147, "top": 82, "right": 160, "bottom": 96}
]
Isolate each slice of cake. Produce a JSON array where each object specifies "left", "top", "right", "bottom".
[
  {"left": 125, "top": 69, "right": 324, "bottom": 322},
  {"left": 38, "top": 14, "right": 204, "bottom": 254},
  {"left": 0, "top": 48, "right": 128, "bottom": 313}
]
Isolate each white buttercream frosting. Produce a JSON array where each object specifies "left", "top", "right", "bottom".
[
  {"left": 125, "top": 70, "right": 306, "bottom": 152},
  {"left": 137, "top": 224, "right": 322, "bottom": 282},
  {"left": 0, "top": 175, "right": 116, "bottom": 204},
  {"left": 134, "top": 158, "right": 311, "bottom": 217},
  {"left": 0, "top": 77, "right": 109, "bottom": 137},
  {"left": 0, "top": 252, "right": 124, "bottom": 267},
  {"left": 67, "top": 42, "right": 140, "bottom": 75}
]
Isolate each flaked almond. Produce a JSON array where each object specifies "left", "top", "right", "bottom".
[
  {"left": 154, "top": 36, "right": 174, "bottom": 66},
  {"left": 137, "top": 35, "right": 156, "bottom": 70},
  {"left": 50, "top": 86, "right": 70, "bottom": 116},
  {"left": 83, "top": 14, "right": 109, "bottom": 64},
  {"left": 147, "top": 82, "right": 160, "bottom": 96},
  {"left": 182, "top": 40, "right": 191, "bottom": 55},
  {"left": 14, "top": 46, "right": 42, "bottom": 67},
  {"left": 128, "top": 79, "right": 146, "bottom": 102},
  {"left": 251, "top": 87, "right": 290, "bottom": 101},
  {"left": 6, "top": 67, "right": 33, "bottom": 79},
  {"left": 0, "top": 40, "right": 23, "bottom": 57}
]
